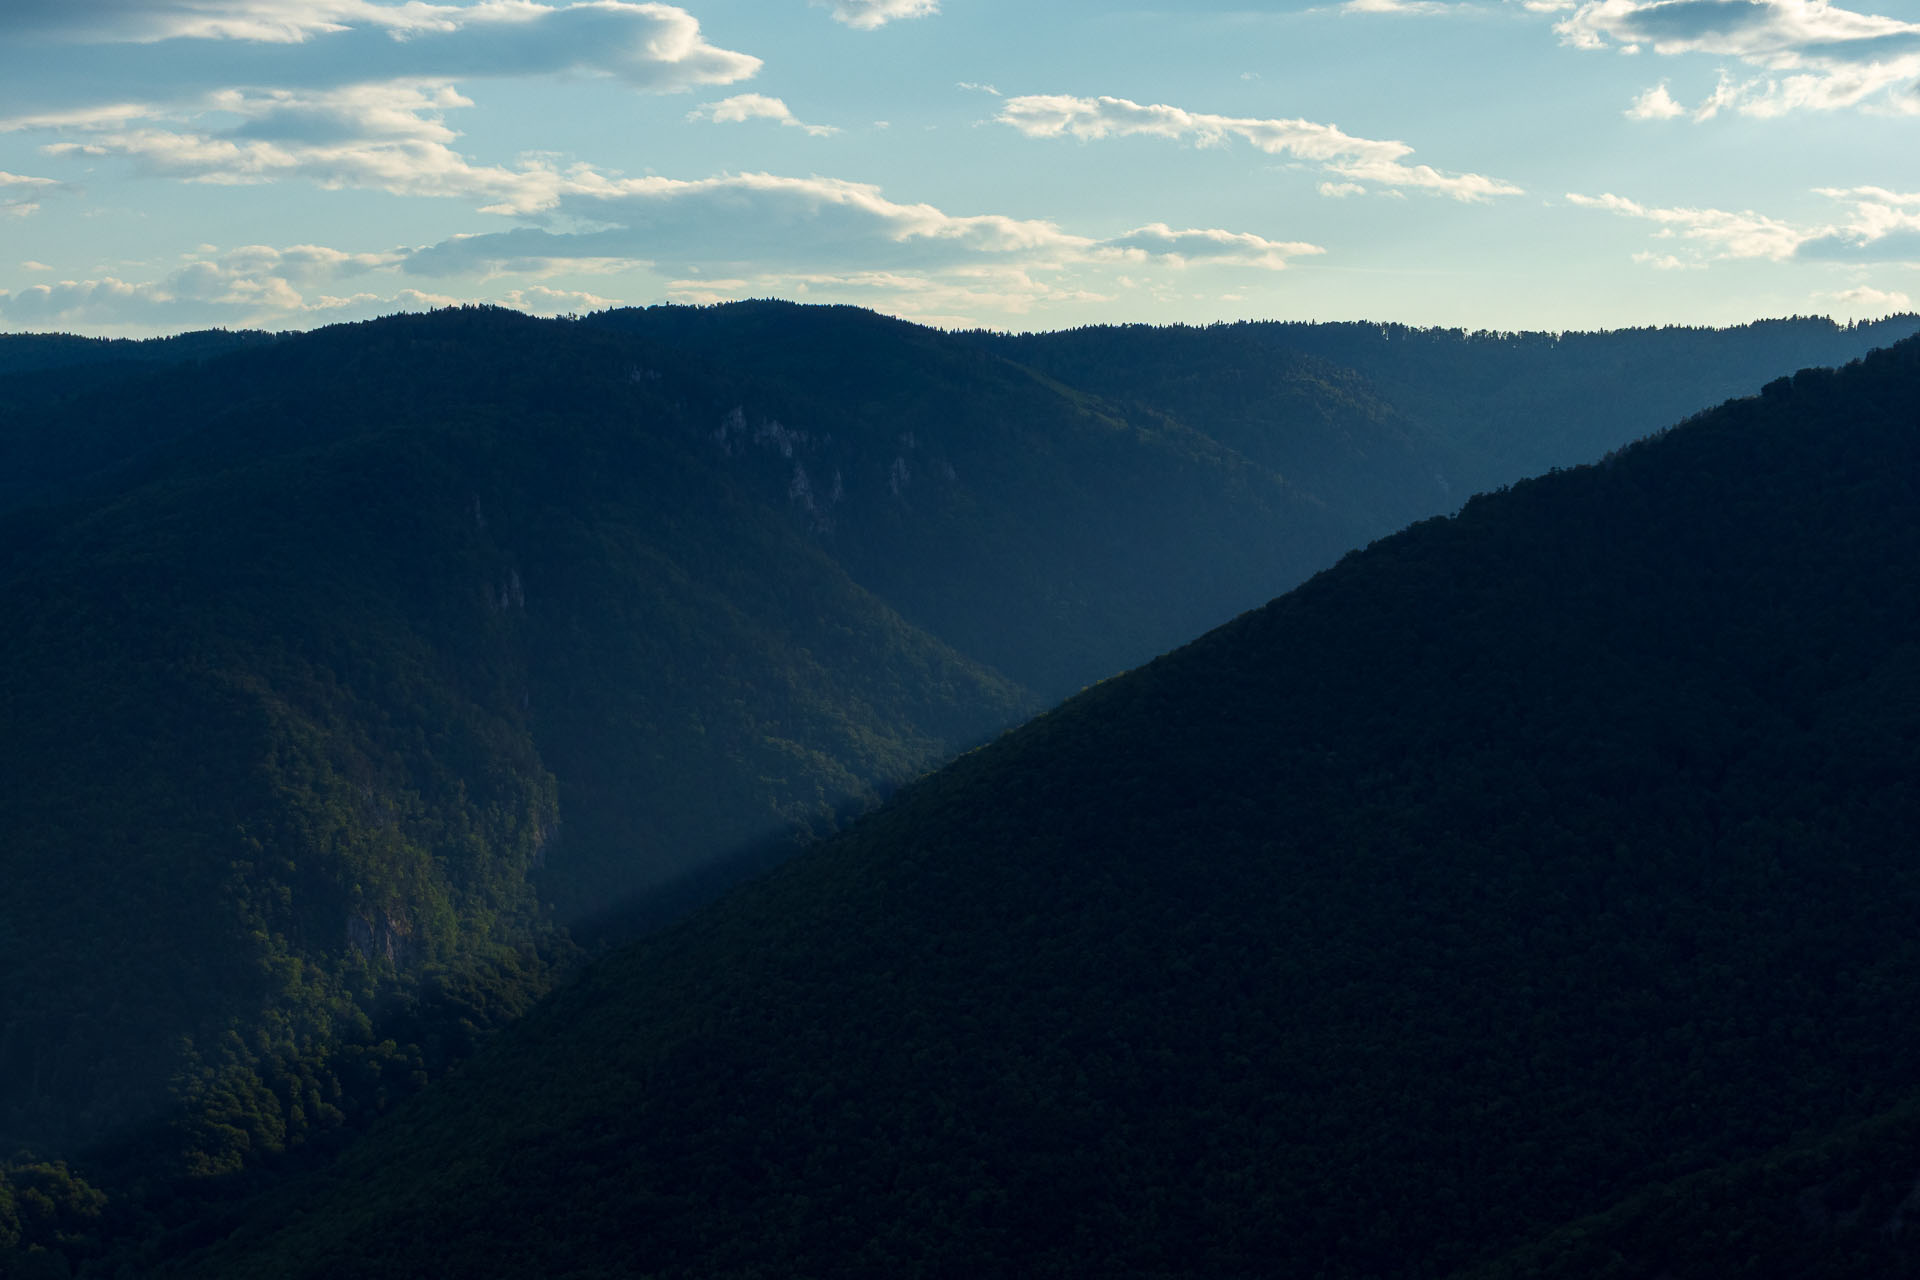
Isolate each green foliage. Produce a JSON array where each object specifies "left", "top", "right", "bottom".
[{"left": 0, "top": 1161, "right": 106, "bottom": 1275}]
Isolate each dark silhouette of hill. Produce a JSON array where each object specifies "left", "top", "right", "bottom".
[
  {"left": 2, "top": 304, "right": 1917, "bottom": 1276},
  {"left": 0, "top": 328, "right": 269, "bottom": 379},
  {"left": 172, "top": 337, "right": 1920, "bottom": 1280}
]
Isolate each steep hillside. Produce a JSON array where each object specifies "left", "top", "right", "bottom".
[{"left": 178, "top": 339, "right": 1920, "bottom": 1279}]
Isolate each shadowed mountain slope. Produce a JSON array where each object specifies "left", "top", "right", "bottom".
[{"left": 176, "top": 338, "right": 1920, "bottom": 1279}]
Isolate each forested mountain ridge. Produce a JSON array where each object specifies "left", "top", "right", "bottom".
[
  {"left": 175, "top": 335, "right": 1920, "bottom": 1279},
  {"left": 978, "top": 312, "right": 1920, "bottom": 495},
  {"left": 10, "top": 308, "right": 1913, "bottom": 691},
  {"left": 1, "top": 303, "right": 1916, "bottom": 1274}
]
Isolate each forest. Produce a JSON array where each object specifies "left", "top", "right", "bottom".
[{"left": 0, "top": 303, "right": 1917, "bottom": 1276}]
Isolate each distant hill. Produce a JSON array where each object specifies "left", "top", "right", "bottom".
[
  {"left": 978, "top": 313, "right": 1920, "bottom": 495},
  {"left": 174, "top": 336, "right": 1920, "bottom": 1279}
]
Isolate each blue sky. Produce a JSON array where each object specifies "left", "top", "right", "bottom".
[{"left": 3, "top": 0, "right": 1918, "bottom": 336}]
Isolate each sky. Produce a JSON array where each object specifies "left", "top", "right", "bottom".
[{"left": 2, "top": 0, "right": 1919, "bottom": 337}]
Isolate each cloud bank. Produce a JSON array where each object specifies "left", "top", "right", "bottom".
[
  {"left": 0, "top": 1, "right": 761, "bottom": 123},
  {"left": 38, "top": 84, "right": 578, "bottom": 213},
  {"left": 1569, "top": 185, "right": 1920, "bottom": 263},
  {"left": 996, "top": 93, "right": 1523, "bottom": 201},
  {"left": 0, "top": 239, "right": 619, "bottom": 330},
  {"left": 1559, "top": 0, "right": 1920, "bottom": 115},
  {"left": 398, "top": 171, "right": 1325, "bottom": 278},
  {"left": 0, "top": 3, "right": 1366, "bottom": 333},
  {"left": 1831, "top": 284, "right": 1912, "bottom": 313}
]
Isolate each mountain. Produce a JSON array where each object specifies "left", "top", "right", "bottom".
[
  {"left": 2, "top": 303, "right": 1916, "bottom": 1273},
  {"left": 173, "top": 336, "right": 1920, "bottom": 1279}
]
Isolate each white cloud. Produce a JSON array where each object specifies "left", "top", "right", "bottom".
[
  {"left": 3, "top": 241, "right": 395, "bottom": 321},
  {"left": 1797, "top": 186, "right": 1920, "bottom": 261},
  {"left": 11, "top": 0, "right": 761, "bottom": 79},
  {"left": 1556, "top": 0, "right": 1920, "bottom": 116},
  {"left": 398, "top": 171, "right": 1324, "bottom": 281},
  {"left": 1318, "top": 180, "right": 1366, "bottom": 197},
  {"left": 1, "top": 5, "right": 765, "bottom": 225},
  {"left": 3, "top": 270, "right": 274, "bottom": 327},
  {"left": 1631, "top": 250, "right": 1700, "bottom": 268},
  {"left": 1566, "top": 190, "right": 1812, "bottom": 259},
  {"left": 687, "top": 94, "right": 838, "bottom": 136},
  {"left": 14, "top": 68, "right": 1326, "bottom": 302},
  {"left": 499, "top": 283, "right": 624, "bottom": 313},
  {"left": 219, "top": 241, "right": 404, "bottom": 280},
  {"left": 0, "top": 169, "right": 62, "bottom": 217},
  {"left": 0, "top": 240, "right": 482, "bottom": 331},
  {"left": 0, "top": 16, "right": 1326, "bottom": 334},
  {"left": 39, "top": 84, "right": 580, "bottom": 212},
  {"left": 1570, "top": 185, "right": 1920, "bottom": 265},
  {"left": 388, "top": 172, "right": 974, "bottom": 274},
  {"left": 0, "top": 104, "right": 160, "bottom": 133},
  {"left": 1342, "top": 0, "right": 1456, "bottom": 15},
  {"left": 1625, "top": 81, "right": 1687, "bottom": 117},
  {"left": 1830, "top": 284, "right": 1913, "bottom": 313},
  {"left": 0, "top": 277, "right": 185, "bottom": 325},
  {"left": 1097, "top": 222, "right": 1325, "bottom": 270},
  {"left": 7, "top": 0, "right": 394, "bottom": 44},
  {"left": 0, "top": 3, "right": 759, "bottom": 125},
  {"left": 996, "top": 93, "right": 1523, "bottom": 202},
  {"left": 814, "top": 0, "right": 940, "bottom": 29}
]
